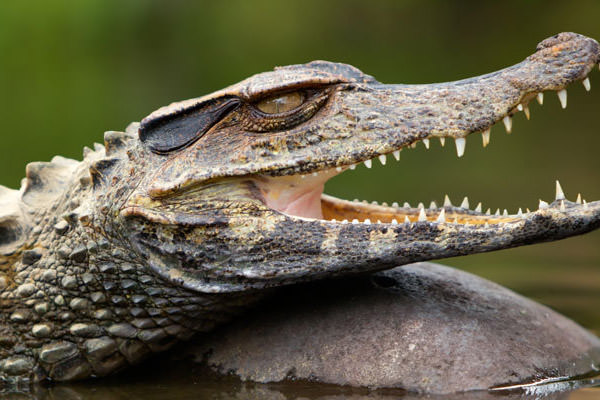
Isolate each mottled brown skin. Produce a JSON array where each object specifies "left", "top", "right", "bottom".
[{"left": 0, "top": 32, "right": 599, "bottom": 389}]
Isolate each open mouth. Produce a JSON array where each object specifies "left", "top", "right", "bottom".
[{"left": 256, "top": 73, "right": 596, "bottom": 228}]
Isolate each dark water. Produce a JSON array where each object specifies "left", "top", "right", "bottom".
[{"left": 16, "top": 357, "right": 600, "bottom": 400}]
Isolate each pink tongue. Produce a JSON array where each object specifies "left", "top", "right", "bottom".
[
  {"left": 255, "top": 173, "right": 336, "bottom": 219},
  {"left": 274, "top": 185, "right": 324, "bottom": 219}
]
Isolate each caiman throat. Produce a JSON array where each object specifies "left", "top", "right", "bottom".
[{"left": 0, "top": 32, "right": 599, "bottom": 387}]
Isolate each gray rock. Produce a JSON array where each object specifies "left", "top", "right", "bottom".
[{"left": 189, "top": 263, "right": 600, "bottom": 394}]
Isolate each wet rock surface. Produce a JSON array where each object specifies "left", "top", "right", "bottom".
[{"left": 188, "top": 262, "right": 600, "bottom": 394}]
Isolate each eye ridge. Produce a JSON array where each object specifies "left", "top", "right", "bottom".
[{"left": 140, "top": 96, "right": 242, "bottom": 155}]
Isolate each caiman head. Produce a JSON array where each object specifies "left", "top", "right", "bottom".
[{"left": 112, "top": 32, "right": 600, "bottom": 293}]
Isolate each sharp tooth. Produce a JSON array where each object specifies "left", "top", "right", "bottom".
[
  {"left": 378, "top": 154, "right": 387, "bottom": 165},
  {"left": 584, "top": 200, "right": 588, "bottom": 209},
  {"left": 423, "top": 138, "right": 430, "bottom": 149},
  {"left": 436, "top": 208, "right": 446, "bottom": 223},
  {"left": 583, "top": 77, "right": 591, "bottom": 91},
  {"left": 377, "top": 220, "right": 382, "bottom": 224},
  {"left": 538, "top": 199, "right": 549, "bottom": 209},
  {"left": 418, "top": 208, "right": 427, "bottom": 222},
  {"left": 392, "top": 150, "right": 401, "bottom": 161},
  {"left": 349, "top": 164, "right": 356, "bottom": 170},
  {"left": 523, "top": 105, "right": 530, "bottom": 120},
  {"left": 460, "top": 197, "right": 469, "bottom": 209},
  {"left": 455, "top": 137, "right": 466, "bottom": 157},
  {"left": 417, "top": 202, "right": 425, "bottom": 209},
  {"left": 502, "top": 116, "right": 512, "bottom": 134},
  {"left": 475, "top": 202, "right": 482, "bottom": 213},
  {"left": 576, "top": 193, "right": 582, "bottom": 204},
  {"left": 555, "top": 180, "right": 566, "bottom": 200},
  {"left": 503, "top": 209, "right": 508, "bottom": 216},
  {"left": 495, "top": 209, "right": 501, "bottom": 216},
  {"left": 381, "top": 202, "right": 388, "bottom": 207},
  {"left": 391, "top": 219, "right": 398, "bottom": 224},
  {"left": 392, "top": 202, "right": 399, "bottom": 208},
  {"left": 482, "top": 129, "right": 491, "bottom": 147},
  {"left": 336, "top": 166, "right": 343, "bottom": 172},
  {"left": 439, "top": 137, "right": 446, "bottom": 147},
  {"left": 537, "top": 92, "right": 544, "bottom": 105},
  {"left": 557, "top": 89, "right": 567, "bottom": 109},
  {"left": 364, "top": 219, "right": 371, "bottom": 225},
  {"left": 485, "top": 208, "right": 491, "bottom": 215},
  {"left": 410, "top": 142, "right": 417, "bottom": 149},
  {"left": 371, "top": 200, "right": 379, "bottom": 205},
  {"left": 342, "top": 219, "right": 348, "bottom": 224},
  {"left": 404, "top": 216, "right": 411, "bottom": 224},
  {"left": 526, "top": 208, "right": 531, "bottom": 213},
  {"left": 352, "top": 219, "right": 359, "bottom": 224},
  {"left": 517, "top": 104, "right": 523, "bottom": 111},
  {"left": 443, "top": 195, "right": 452, "bottom": 207},
  {"left": 429, "top": 201, "right": 437, "bottom": 209},
  {"left": 403, "top": 202, "right": 411, "bottom": 208},
  {"left": 559, "top": 201, "right": 566, "bottom": 212},
  {"left": 364, "top": 159, "right": 372, "bottom": 168},
  {"left": 517, "top": 208, "right": 523, "bottom": 216}
]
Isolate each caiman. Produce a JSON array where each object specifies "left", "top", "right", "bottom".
[{"left": 0, "top": 32, "right": 599, "bottom": 388}]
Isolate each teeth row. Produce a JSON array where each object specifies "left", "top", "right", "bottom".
[
  {"left": 313, "top": 73, "right": 596, "bottom": 180},
  {"left": 337, "top": 180, "right": 588, "bottom": 225},
  {"left": 347, "top": 75, "right": 593, "bottom": 168}
]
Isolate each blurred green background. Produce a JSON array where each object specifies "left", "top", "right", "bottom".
[{"left": 0, "top": 0, "right": 599, "bottom": 327}]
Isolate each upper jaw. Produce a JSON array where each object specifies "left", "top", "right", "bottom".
[{"left": 146, "top": 33, "right": 599, "bottom": 198}]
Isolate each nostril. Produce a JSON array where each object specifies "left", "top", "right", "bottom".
[{"left": 536, "top": 32, "right": 580, "bottom": 51}]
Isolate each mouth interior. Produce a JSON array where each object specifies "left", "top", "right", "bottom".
[{"left": 256, "top": 160, "right": 520, "bottom": 226}]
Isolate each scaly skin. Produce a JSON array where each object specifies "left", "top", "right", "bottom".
[{"left": 0, "top": 32, "right": 599, "bottom": 388}]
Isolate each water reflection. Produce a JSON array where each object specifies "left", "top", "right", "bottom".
[{"left": 3, "top": 357, "right": 595, "bottom": 400}]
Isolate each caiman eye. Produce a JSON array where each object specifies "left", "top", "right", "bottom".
[
  {"left": 244, "top": 88, "right": 330, "bottom": 133},
  {"left": 256, "top": 91, "right": 305, "bottom": 114}
]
